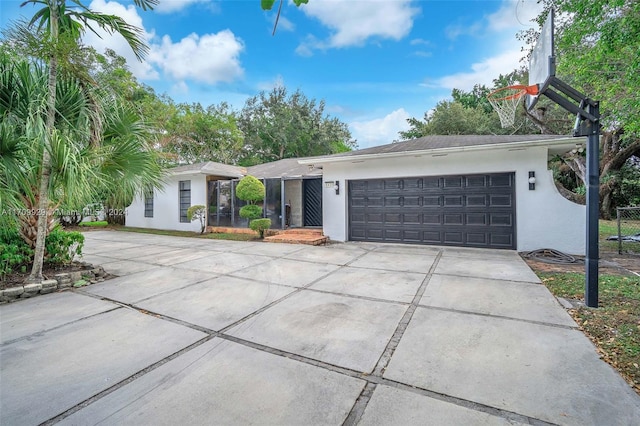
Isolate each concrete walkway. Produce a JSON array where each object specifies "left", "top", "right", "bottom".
[{"left": 1, "top": 231, "right": 639, "bottom": 425}]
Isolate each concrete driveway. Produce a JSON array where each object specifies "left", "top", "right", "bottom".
[{"left": 1, "top": 231, "right": 639, "bottom": 425}]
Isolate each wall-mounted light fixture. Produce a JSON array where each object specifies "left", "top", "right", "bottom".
[
  {"left": 334, "top": 180, "right": 340, "bottom": 195},
  {"left": 528, "top": 171, "right": 536, "bottom": 190}
]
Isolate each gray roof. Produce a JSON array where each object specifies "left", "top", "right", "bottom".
[
  {"left": 322, "top": 134, "right": 573, "bottom": 158},
  {"left": 247, "top": 157, "right": 322, "bottom": 179},
  {"left": 170, "top": 161, "right": 246, "bottom": 178},
  {"left": 169, "top": 157, "right": 322, "bottom": 180}
]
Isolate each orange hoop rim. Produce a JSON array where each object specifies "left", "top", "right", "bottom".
[{"left": 487, "top": 84, "right": 539, "bottom": 101}]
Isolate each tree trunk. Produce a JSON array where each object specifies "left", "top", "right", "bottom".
[{"left": 27, "top": 2, "right": 58, "bottom": 284}]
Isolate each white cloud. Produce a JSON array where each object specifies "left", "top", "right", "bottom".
[
  {"left": 434, "top": 48, "right": 523, "bottom": 91},
  {"left": 350, "top": 108, "right": 411, "bottom": 148},
  {"left": 148, "top": 31, "right": 244, "bottom": 84},
  {"left": 487, "top": 0, "right": 544, "bottom": 31},
  {"left": 274, "top": 15, "right": 295, "bottom": 32},
  {"left": 155, "top": 0, "right": 208, "bottom": 14},
  {"left": 431, "top": 1, "right": 545, "bottom": 91},
  {"left": 256, "top": 74, "right": 285, "bottom": 91},
  {"left": 171, "top": 80, "right": 189, "bottom": 95},
  {"left": 84, "top": 1, "right": 244, "bottom": 86},
  {"left": 298, "top": 0, "right": 420, "bottom": 54},
  {"left": 445, "top": 0, "right": 543, "bottom": 40},
  {"left": 85, "top": 0, "right": 158, "bottom": 80}
]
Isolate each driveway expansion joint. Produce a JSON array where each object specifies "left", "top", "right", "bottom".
[{"left": 417, "top": 304, "right": 579, "bottom": 330}]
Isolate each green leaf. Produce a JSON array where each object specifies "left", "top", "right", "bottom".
[{"left": 261, "top": 0, "right": 276, "bottom": 10}]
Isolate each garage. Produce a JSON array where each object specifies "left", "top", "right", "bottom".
[{"left": 348, "top": 173, "right": 516, "bottom": 249}]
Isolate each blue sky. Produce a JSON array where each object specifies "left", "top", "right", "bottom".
[{"left": 0, "top": 0, "right": 543, "bottom": 148}]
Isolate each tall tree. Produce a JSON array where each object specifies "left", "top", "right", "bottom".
[
  {"left": 520, "top": 0, "right": 640, "bottom": 217},
  {"left": 160, "top": 102, "right": 244, "bottom": 165},
  {"left": 238, "top": 87, "right": 355, "bottom": 165},
  {"left": 9, "top": 0, "right": 156, "bottom": 283}
]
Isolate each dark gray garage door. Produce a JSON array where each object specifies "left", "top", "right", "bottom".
[{"left": 348, "top": 173, "right": 516, "bottom": 249}]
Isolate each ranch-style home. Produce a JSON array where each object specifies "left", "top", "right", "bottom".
[{"left": 127, "top": 134, "right": 586, "bottom": 254}]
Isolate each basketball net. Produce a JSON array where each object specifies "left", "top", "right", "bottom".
[{"left": 487, "top": 85, "right": 539, "bottom": 128}]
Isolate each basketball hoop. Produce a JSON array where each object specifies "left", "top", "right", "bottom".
[{"left": 487, "top": 84, "right": 539, "bottom": 128}]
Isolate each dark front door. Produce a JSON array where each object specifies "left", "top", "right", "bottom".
[
  {"left": 303, "top": 178, "right": 323, "bottom": 227},
  {"left": 348, "top": 173, "right": 516, "bottom": 249}
]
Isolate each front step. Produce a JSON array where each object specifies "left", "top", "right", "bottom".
[{"left": 263, "top": 229, "right": 328, "bottom": 245}]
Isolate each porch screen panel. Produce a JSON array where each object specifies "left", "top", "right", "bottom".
[
  {"left": 265, "top": 178, "right": 282, "bottom": 227},
  {"left": 218, "top": 181, "right": 232, "bottom": 226},
  {"left": 207, "top": 180, "right": 217, "bottom": 226}
]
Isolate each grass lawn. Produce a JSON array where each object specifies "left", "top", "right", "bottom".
[
  {"left": 78, "top": 221, "right": 109, "bottom": 228},
  {"left": 117, "top": 226, "right": 259, "bottom": 241}
]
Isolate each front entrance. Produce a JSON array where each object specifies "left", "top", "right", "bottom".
[{"left": 303, "top": 178, "right": 323, "bottom": 227}]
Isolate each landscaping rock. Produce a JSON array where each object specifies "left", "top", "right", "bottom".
[
  {"left": 3, "top": 287, "right": 24, "bottom": 298},
  {"left": 23, "top": 284, "right": 42, "bottom": 297},
  {"left": 40, "top": 280, "right": 58, "bottom": 294}
]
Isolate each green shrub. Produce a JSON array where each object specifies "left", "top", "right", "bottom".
[
  {"left": 187, "top": 205, "right": 207, "bottom": 234},
  {"left": 239, "top": 204, "right": 263, "bottom": 221},
  {"left": 0, "top": 229, "right": 33, "bottom": 280},
  {"left": 45, "top": 228, "right": 84, "bottom": 265},
  {"left": 250, "top": 218, "right": 272, "bottom": 238},
  {"left": 236, "top": 176, "right": 265, "bottom": 202}
]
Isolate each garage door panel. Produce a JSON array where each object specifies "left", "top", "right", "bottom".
[
  {"left": 404, "top": 178, "right": 423, "bottom": 190},
  {"left": 466, "top": 175, "right": 487, "bottom": 187},
  {"left": 423, "top": 196, "right": 441, "bottom": 206},
  {"left": 444, "top": 214, "right": 463, "bottom": 225},
  {"left": 384, "top": 213, "right": 402, "bottom": 224},
  {"left": 467, "top": 195, "right": 487, "bottom": 206},
  {"left": 444, "top": 232, "right": 464, "bottom": 244},
  {"left": 351, "top": 196, "right": 366, "bottom": 207},
  {"left": 444, "top": 195, "right": 463, "bottom": 207},
  {"left": 466, "top": 213, "right": 488, "bottom": 225},
  {"left": 348, "top": 173, "right": 515, "bottom": 249},
  {"left": 423, "top": 213, "right": 441, "bottom": 225},
  {"left": 385, "top": 196, "right": 402, "bottom": 206},
  {"left": 404, "top": 196, "right": 422, "bottom": 207},
  {"left": 422, "top": 230, "right": 441, "bottom": 244},
  {"left": 403, "top": 213, "right": 422, "bottom": 225},
  {"left": 490, "top": 233, "right": 514, "bottom": 247},
  {"left": 466, "top": 232, "right": 488, "bottom": 245},
  {"left": 367, "top": 213, "right": 383, "bottom": 223},
  {"left": 490, "top": 174, "right": 512, "bottom": 187},
  {"left": 444, "top": 177, "right": 463, "bottom": 188},
  {"left": 367, "top": 197, "right": 384, "bottom": 207},
  {"left": 489, "top": 194, "right": 513, "bottom": 207},
  {"left": 490, "top": 213, "right": 513, "bottom": 226}
]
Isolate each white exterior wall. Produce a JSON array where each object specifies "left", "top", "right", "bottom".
[
  {"left": 127, "top": 173, "right": 208, "bottom": 233},
  {"left": 321, "top": 147, "right": 586, "bottom": 255}
]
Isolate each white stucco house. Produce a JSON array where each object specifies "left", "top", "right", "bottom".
[{"left": 127, "top": 134, "right": 586, "bottom": 254}]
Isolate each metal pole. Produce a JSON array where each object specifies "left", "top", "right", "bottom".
[{"left": 585, "top": 101, "right": 600, "bottom": 308}]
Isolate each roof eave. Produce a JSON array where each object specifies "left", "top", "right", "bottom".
[{"left": 298, "top": 137, "right": 577, "bottom": 165}]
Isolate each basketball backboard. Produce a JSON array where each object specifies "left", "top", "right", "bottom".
[{"left": 527, "top": 10, "right": 555, "bottom": 110}]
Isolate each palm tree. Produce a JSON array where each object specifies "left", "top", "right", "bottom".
[
  {"left": 0, "top": 49, "right": 163, "bottom": 228},
  {"left": 0, "top": 50, "right": 163, "bottom": 254},
  {"left": 11, "top": 0, "right": 157, "bottom": 283}
]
